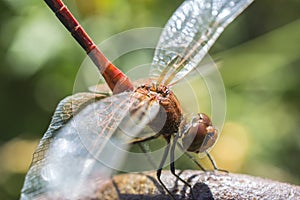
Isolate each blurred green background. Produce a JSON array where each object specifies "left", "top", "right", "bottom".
[{"left": 0, "top": 0, "right": 299, "bottom": 199}]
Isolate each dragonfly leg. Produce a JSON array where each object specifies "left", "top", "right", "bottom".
[
  {"left": 205, "top": 151, "right": 228, "bottom": 173},
  {"left": 170, "top": 136, "right": 195, "bottom": 199},
  {"left": 177, "top": 143, "right": 206, "bottom": 171},
  {"left": 128, "top": 132, "right": 161, "bottom": 144},
  {"left": 156, "top": 136, "right": 176, "bottom": 199},
  {"left": 126, "top": 132, "right": 161, "bottom": 170},
  {"left": 137, "top": 143, "right": 158, "bottom": 170}
]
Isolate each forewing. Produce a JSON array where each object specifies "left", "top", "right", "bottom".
[
  {"left": 73, "top": 92, "right": 161, "bottom": 173},
  {"left": 150, "top": 0, "right": 253, "bottom": 86},
  {"left": 20, "top": 93, "right": 106, "bottom": 199},
  {"left": 21, "top": 91, "right": 162, "bottom": 199},
  {"left": 20, "top": 92, "right": 144, "bottom": 199}
]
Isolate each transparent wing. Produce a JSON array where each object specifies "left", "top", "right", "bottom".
[
  {"left": 150, "top": 0, "right": 253, "bottom": 86},
  {"left": 20, "top": 93, "right": 106, "bottom": 200},
  {"left": 20, "top": 92, "right": 160, "bottom": 199}
]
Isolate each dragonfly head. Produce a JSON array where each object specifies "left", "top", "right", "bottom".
[{"left": 181, "top": 113, "right": 218, "bottom": 153}]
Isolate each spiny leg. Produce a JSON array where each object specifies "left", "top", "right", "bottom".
[
  {"left": 170, "top": 135, "right": 195, "bottom": 199},
  {"left": 157, "top": 136, "right": 176, "bottom": 199},
  {"left": 205, "top": 151, "right": 228, "bottom": 173},
  {"left": 128, "top": 133, "right": 178, "bottom": 198},
  {"left": 128, "top": 132, "right": 161, "bottom": 144},
  {"left": 177, "top": 143, "right": 206, "bottom": 171}
]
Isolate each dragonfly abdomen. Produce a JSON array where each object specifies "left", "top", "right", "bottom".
[{"left": 44, "top": 0, "right": 134, "bottom": 94}]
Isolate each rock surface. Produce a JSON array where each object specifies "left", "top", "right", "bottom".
[{"left": 93, "top": 170, "right": 300, "bottom": 200}]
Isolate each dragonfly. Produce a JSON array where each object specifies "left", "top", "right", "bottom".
[{"left": 21, "top": 0, "right": 253, "bottom": 199}]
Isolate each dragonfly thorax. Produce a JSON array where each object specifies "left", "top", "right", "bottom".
[{"left": 132, "top": 84, "right": 183, "bottom": 137}]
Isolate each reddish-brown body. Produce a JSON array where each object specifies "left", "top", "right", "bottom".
[
  {"left": 131, "top": 84, "right": 218, "bottom": 154},
  {"left": 133, "top": 84, "right": 182, "bottom": 137},
  {"left": 44, "top": 0, "right": 133, "bottom": 94}
]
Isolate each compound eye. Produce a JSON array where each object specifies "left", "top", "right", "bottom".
[
  {"left": 181, "top": 114, "right": 218, "bottom": 153},
  {"left": 199, "top": 126, "right": 218, "bottom": 153},
  {"left": 199, "top": 113, "right": 212, "bottom": 126}
]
